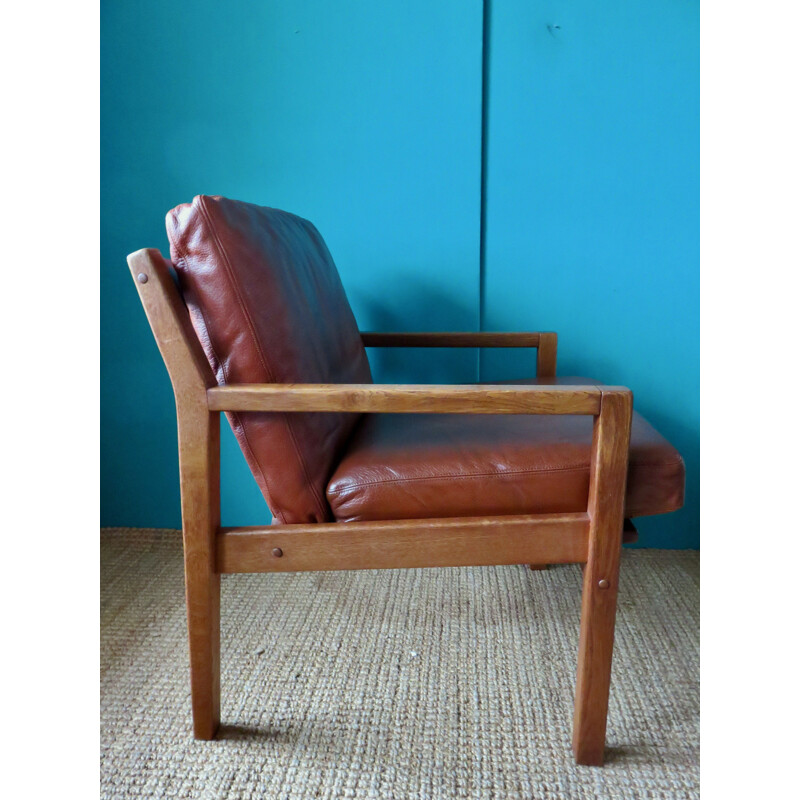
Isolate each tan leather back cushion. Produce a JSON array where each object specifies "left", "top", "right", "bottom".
[{"left": 167, "top": 195, "right": 372, "bottom": 523}]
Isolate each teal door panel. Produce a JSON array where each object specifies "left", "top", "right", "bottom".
[
  {"left": 482, "top": 1, "right": 699, "bottom": 547},
  {"left": 102, "top": 1, "right": 484, "bottom": 526}
]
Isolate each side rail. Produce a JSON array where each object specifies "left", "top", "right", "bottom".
[{"left": 361, "top": 331, "right": 558, "bottom": 377}]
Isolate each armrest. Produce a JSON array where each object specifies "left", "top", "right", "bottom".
[
  {"left": 360, "top": 331, "right": 558, "bottom": 377},
  {"left": 206, "top": 382, "right": 615, "bottom": 416}
]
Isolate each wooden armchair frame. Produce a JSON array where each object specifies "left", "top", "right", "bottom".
[{"left": 128, "top": 248, "right": 633, "bottom": 766}]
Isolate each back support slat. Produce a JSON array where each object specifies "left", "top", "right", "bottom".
[{"left": 127, "top": 248, "right": 217, "bottom": 397}]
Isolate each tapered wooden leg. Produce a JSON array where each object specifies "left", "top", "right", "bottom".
[
  {"left": 572, "top": 390, "right": 631, "bottom": 766},
  {"left": 572, "top": 538, "right": 622, "bottom": 764},
  {"left": 184, "top": 558, "right": 220, "bottom": 739},
  {"left": 179, "top": 405, "right": 221, "bottom": 739},
  {"left": 129, "top": 250, "right": 222, "bottom": 738}
]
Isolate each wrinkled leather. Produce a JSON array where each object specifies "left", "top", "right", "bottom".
[
  {"left": 327, "top": 377, "right": 685, "bottom": 522},
  {"left": 166, "top": 197, "right": 684, "bottom": 526},
  {"left": 167, "top": 195, "right": 372, "bottom": 523}
]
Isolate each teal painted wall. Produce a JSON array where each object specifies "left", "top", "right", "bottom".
[
  {"left": 481, "top": 1, "right": 699, "bottom": 547},
  {"left": 101, "top": 1, "right": 698, "bottom": 547},
  {"left": 101, "top": 1, "right": 483, "bottom": 527}
]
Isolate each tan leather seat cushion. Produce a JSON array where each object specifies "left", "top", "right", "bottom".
[{"left": 327, "top": 377, "right": 684, "bottom": 522}]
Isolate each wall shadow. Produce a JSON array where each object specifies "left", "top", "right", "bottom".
[{"left": 351, "top": 277, "right": 481, "bottom": 385}]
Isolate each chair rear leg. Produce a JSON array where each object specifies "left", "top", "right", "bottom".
[
  {"left": 184, "top": 562, "right": 220, "bottom": 739},
  {"left": 179, "top": 406, "right": 221, "bottom": 739},
  {"left": 128, "top": 249, "right": 222, "bottom": 738}
]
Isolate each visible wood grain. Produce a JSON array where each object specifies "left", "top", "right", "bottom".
[
  {"left": 127, "top": 249, "right": 216, "bottom": 393},
  {"left": 130, "top": 248, "right": 638, "bottom": 763},
  {"left": 361, "top": 332, "right": 544, "bottom": 348},
  {"left": 128, "top": 249, "right": 221, "bottom": 740},
  {"left": 532, "top": 504, "right": 633, "bottom": 569},
  {"left": 536, "top": 332, "right": 558, "bottom": 378},
  {"left": 362, "top": 330, "right": 559, "bottom": 381},
  {"left": 207, "top": 383, "right": 601, "bottom": 415},
  {"left": 176, "top": 403, "right": 221, "bottom": 740},
  {"left": 217, "top": 513, "right": 589, "bottom": 573},
  {"left": 572, "top": 388, "right": 633, "bottom": 766}
]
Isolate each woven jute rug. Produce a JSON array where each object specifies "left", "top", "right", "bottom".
[{"left": 100, "top": 528, "right": 699, "bottom": 800}]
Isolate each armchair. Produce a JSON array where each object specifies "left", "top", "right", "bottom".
[{"left": 128, "top": 195, "right": 684, "bottom": 765}]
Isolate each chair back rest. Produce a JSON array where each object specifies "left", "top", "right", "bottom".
[{"left": 166, "top": 195, "right": 373, "bottom": 523}]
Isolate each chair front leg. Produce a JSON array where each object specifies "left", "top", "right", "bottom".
[
  {"left": 178, "top": 403, "right": 221, "bottom": 739},
  {"left": 572, "top": 389, "right": 632, "bottom": 765}
]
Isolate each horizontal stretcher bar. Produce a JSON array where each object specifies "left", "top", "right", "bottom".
[{"left": 216, "top": 512, "right": 591, "bottom": 573}]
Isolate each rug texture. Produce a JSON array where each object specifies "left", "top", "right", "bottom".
[{"left": 100, "top": 528, "right": 699, "bottom": 800}]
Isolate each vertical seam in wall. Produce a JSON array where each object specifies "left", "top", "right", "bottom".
[{"left": 478, "top": 0, "right": 491, "bottom": 381}]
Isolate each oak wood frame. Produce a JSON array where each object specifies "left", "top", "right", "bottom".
[
  {"left": 128, "top": 248, "right": 632, "bottom": 766},
  {"left": 361, "top": 331, "right": 558, "bottom": 378}
]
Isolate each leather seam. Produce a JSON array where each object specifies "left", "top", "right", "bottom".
[
  {"left": 327, "top": 460, "right": 681, "bottom": 495},
  {"left": 328, "top": 464, "right": 593, "bottom": 494},
  {"left": 171, "top": 210, "right": 286, "bottom": 523},
  {"left": 172, "top": 212, "right": 286, "bottom": 523},
  {"left": 198, "top": 198, "right": 328, "bottom": 521}
]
